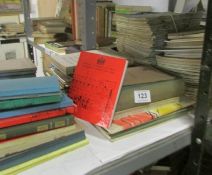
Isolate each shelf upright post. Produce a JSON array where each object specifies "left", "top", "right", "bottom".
[
  {"left": 79, "top": 0, "right": 96, "bottom": 50},
  {"left": 22, "top": 0, "right": 32, "bottom": 37},
  {"left": 187, "top": 1, "right": 212, "bottom": 174}
]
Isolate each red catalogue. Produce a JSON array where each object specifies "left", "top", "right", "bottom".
[{"left": 69, "top": 51, "right": 128, "bottom": 128}]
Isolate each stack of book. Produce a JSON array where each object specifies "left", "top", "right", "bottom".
[
  {"left": 44, "top": 40, "right": 81, "bottom": 55},
  {"left": 156, "top": 30, "right": 203, "bottom": 99},
  {"left": 2, "top": 23, "right": 24, "bottom": 34},
  {"left": 0, "top": 76, "right": 88, "bottom": 174},
  {"left": 0, "top": 0, "right": 21, "bottom": 11},
  {"left": 0, "top": 58, "right": 36, "bottom": 79},
  {"left": 43, "top": 53, "right": 78, "bottom": 91},
  {"left": 96, "top": 66, "right": 194, "bottom": 140},
  {"left": 69, "top": 52, "right": 194, "bottom": 141},
  {"left": 116, "top": 12, "right": 202, "bottom": 64},
  {"left": 32, "top": 18, "right": 70, "bottom": 44},
  {"left": 43, "top": 49, "right": 131, "bottom": 91},
  {"left": 38, "top": 20, "right": 66, "bottom": 34}
]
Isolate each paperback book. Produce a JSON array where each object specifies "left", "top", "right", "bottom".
[{"left": 69, "top": 51, "right": 128, "bottom": 128}]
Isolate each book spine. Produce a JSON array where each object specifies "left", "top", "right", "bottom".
[
  {"left": 0, "top": 115, "right": 74, "bottom": 141},
  {"left": 0, "top": 106, "right": 76, "bottom": 128},
  {"left": 0, "top": 95, "right": 62, "bottom": 111}
]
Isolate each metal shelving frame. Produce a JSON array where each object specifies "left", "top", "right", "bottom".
[
  {"left": 187, "top": 1, "right": 212, "bottom": 174},
  {"left": 22, "top": 0, "right": 96, "bottom": 50}
]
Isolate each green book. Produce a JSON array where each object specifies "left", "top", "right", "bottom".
[
  {"left": 0, "top": 115, "right": 74, "bottom": 141},
  {"left": 0, "top": 94, "right": 62, "bottom": 111}
]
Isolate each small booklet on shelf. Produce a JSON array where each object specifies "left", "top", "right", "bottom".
[{"left": 69, "top": 51, "right": 128, "bottom": 128}]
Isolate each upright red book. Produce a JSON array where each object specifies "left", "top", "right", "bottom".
[{"left": 69, "top": 51, "right": 128, "bottom": 128}]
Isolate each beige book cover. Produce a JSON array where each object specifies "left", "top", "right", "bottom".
[{"left": 116, "top": 66, "right": 185, "bottom": 111}]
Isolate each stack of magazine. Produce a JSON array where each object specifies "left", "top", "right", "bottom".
[
  {"left": 0, "top": 76, "right": 88, "bottom": 174},
  {"left": 156, "top": 30, "right": 204, "bottom": 99},
  {"left": 116, "top": 11, "right": 202, "bottom": 65}
]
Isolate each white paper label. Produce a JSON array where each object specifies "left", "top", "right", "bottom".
[{"left": 134, "top": 90, "right": 151, "bottom": 103}]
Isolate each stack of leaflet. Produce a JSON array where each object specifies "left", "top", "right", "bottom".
[
  {"left": 0, "top": 59, "right": 36, "bottom": 79},
  {"left": 0, "top": 76, "right": 88, "bottom": 174},
  {"left": 156, "top": 30, "right": 204, "bottom": 99},
  {"left": 116, "top": 12, "right": 202, "bottom": 64}
]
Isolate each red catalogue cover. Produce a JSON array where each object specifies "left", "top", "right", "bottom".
[{"left": 69, "top": 51, "right": 128, "bottom": 128}]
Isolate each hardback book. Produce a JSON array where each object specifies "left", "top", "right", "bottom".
[
  {"left": 37, "top": 20, "right": 67, "bottom": 34},
  {"left": 0, "top": 115, "right": 74, "bottom": 141},
  {"left": 69, "top": 51, "right": 128, "bottom": 128},
  {"left": 116, "top": 66, "right": 185, "bottom": 111},
  {"left": 0, "top": 106, "right": 76, "bottom": 128},
  {"left": 0, "top": 123, "right": 83, "bottom": 158},
  {"left": 97, "top": 97, "right": 194, "bottom": 141},
  {"left": 39, "top": 25, "right": 66, "bottom": 34},
  {"left": 0, "top": 94, "right": 73, "bottom": 119},
  {"left": 0, "top": 71, "right": 35, "bottom": 79},
  {"left": 0, "top": 76, "right": 61, "bottom": 100},
  {"left": 0, "top": 58, "right": 36, "bottom": 76},
  {"left": 0, "top": 94, "right": 62, "bottom": 111},
  {"left": 0, "top": 124, "right": 88, "bottom": 175}
]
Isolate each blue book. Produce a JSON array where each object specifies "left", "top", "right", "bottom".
[
  {"left": 0, "top": 76, "right": 60, "bottom": 100},
  {"left": 0, "top": 94, "right": 73, "bottom": 119}
]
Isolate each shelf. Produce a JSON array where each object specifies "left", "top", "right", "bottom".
[{"left": 19, "top": 114, "right": 193, "bottom": 175}]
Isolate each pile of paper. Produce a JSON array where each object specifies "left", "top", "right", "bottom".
[
  {"left": 116, "top": 12, "right": 202, "bottom": 64},
  {"left": 156, "top": 30, "right": 204, "bottom": 99}
]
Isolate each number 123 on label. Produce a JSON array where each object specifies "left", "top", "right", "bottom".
[{"left": 134, "top": 90, "right": 151, "bottom": 103}]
